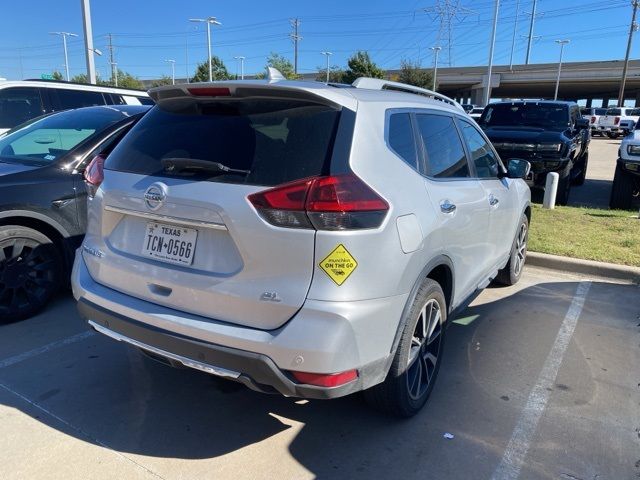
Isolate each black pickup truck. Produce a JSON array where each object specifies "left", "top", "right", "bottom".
[{"left": 478, "top": 101, "right": 590, "bottom": 205}]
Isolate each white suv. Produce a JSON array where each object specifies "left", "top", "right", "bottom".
[{"left": 72, "top": 75, "right": 531, "bottom": 416}]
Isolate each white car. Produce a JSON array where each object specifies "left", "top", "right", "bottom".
[
  {"left": 597, "top": 107, "right": 639, "bottom": 138},
  {"left": 581, "top": 107, "right": 607, "bottom": 136},
  {"left": 72, "top": 75, "right": 531, "bottom": 417},
  {"left": 469, "top": 107, "right": 485, "bottom": 120},
  {"left": 0, "top": 80, "right": 153, "bottom": 135}
]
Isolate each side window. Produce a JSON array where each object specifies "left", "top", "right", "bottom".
[
  {"left": 54, "top": 89, "right": 106, "bottom": 109},
  {"left": 415, "top": 113, "right": 469, "bottom": 178},
  {"left": 387, "top": 112, "right": 418, "bottom": 170},
  {"left": 0, "top": 87, "right": 44, "bottom": 129},
  {"left": 458, "top": 119, "right": 502, "bottom": 179}
]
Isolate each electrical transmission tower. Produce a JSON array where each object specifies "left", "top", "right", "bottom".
[
  {"left": 424, "top": 0, "right": 475, "bottom": 67},
  {"left": 289, "top": 18, "right": 302, "bottom": 75}
]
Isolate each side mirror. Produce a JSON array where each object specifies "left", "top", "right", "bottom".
[
  {"left": 506, "top": 158, "right": 531, "bottom": 179},
  {"left": 576, "top": 118, "right": 589, "bottom": 130}
]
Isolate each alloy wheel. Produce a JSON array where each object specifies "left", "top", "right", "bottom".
[
  {"left": 513, "top": 222, "right": 528, "bottom": 277},
  {"left": 406, "top": 298, "right": 443, "bottom": 400}
]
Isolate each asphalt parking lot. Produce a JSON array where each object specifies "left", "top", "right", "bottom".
[{"left": 1, "top": 266, "right": 638, "bottom": 480}]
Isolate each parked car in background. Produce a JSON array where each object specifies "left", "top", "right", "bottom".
[
  {"left": 581, "top": 107, "right": 607, "bottom": 136},
  {"left": 0, "top": 80, "right": 153, "bottom": 135},
  {"left": 461, "top": 103, "right": 476, "bottom": 113},
  {"left": 611, "top": 124, "right": 640, "bottom": 209},
  {"left": 479, "top": 100, "right": 590, "bottom": 205},
  {"left": 597, "top": 107, "right": 638, "bottom": 138},
  {"left": 0, "top": 105, "right": 149, "bottom": 322},
  {"left": 469, "top": 107, "right": 484, "bottom": 120},
  {"left": 72, "top": 76, "right": 531, "bottom": 417}
]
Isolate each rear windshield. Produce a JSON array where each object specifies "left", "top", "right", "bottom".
[
  {"left": 105, "top": 99, "right": 341, "bottom": 186},
  {"left": 480, "top": 103, "right": 569, "bottom": 130},
  {"left": 606, "top": 108, "right": 622, "bottom": 116},
  {"left": 594, "top": 108, "right": 607, "bottom": 115}
]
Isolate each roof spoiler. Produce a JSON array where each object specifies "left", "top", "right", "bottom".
[{"left": 352, "top": 78, "right": 465, "bottom": 112}]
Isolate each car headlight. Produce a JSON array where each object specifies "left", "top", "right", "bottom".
[
  {"left": 536, "top": 143, "right": 563, "bottom": 153},
  {"left": 545, "top": 161, "right": 560, "bottom": 168},
  {"left": 626, "top": 144, "right": 640, "bottom": 156}
]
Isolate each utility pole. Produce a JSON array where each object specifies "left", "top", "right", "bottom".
[
  {"left": 321, "top": 51, "right": 332, "bottom": 83},
  {"left": 81, "top": 0, "right": 97, "bottom": 84},
  {"left": 554, "top": 40, "right": 570, "bottom": 100},
  {"left": 485, "top": 0, "right": 500, "bottom": 107},
  {"left": 107, "top": 34, "right": 116, "bottom": 85},
  {"left": 525, "top": 0, "right": 538, "bottom": 64},
  {"left": 424, "top": 1, "right": 475, "bottom": 67},
  {"left": 618, "top": 0, "right": 639, "bottom": 106},
  {"left": 189, "top": 17, "right": 222, "bottom": 82},
  {"left": 509, "top": 0, "right": 520, "bottom": 70},
  {"left": 290, "top": 18, "right": 302, "bottom": 75},
  {"left": 430, "top": 46, "right": 442, "bottom": 91},
  {"left": 165, "top": 59, "right": 176, "bottom": 84},
  {"left": 234, "top": 56, "right": 245, "bottom": 80},
  {"left": 49, "top": 32, "right": 78, "bottom": 81}
]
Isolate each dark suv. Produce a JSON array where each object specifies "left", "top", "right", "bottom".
[{"left": 479, "top": 101, "right": 590, "bottom": 205}]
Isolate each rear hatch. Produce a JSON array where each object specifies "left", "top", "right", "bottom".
[
  {"left": 85, "top": 88, "right": 345, "bottom": 329},
  {"left": 600, "top": 108, "right": 622, "bottom": 128}
]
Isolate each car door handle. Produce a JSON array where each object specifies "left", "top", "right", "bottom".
[
  {"left": 489, "top": 195, "right": 499, "bottom": 207},
  {"left": 440, "top": 201, "right": 457, "bottom": 214}
]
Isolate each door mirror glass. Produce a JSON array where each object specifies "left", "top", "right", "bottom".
[{"left": 506, "top": 158, "right": 531, "bottom": 179}]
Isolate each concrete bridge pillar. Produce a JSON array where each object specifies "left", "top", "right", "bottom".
[
  {"left": 602, "top": 98, "right": 610, "bottom": 108},
  {"left": 585, "top": 98, "right": 592, "bottom": 108}
]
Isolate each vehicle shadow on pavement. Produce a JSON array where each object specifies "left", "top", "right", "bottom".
[{"left": 0, "top": 280, "right": 638, "bottom": 479}]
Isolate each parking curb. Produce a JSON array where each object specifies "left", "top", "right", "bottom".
[{"left": 527, "top": 251, "right": 640, "bottom": 284}]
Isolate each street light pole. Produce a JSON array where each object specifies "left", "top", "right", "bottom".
[
  {"left": 110, "top": 62, "right": 118, "bottom": 86},
  {"left": 618, "top": 0, "right": 639, "bottom": 106},
  {"left": 554, "top": 40, "right": 570, "bottom": 101},
  {"left": 165, "top": 59, "right": 176, "bottom": 84},
  {"left": 49, "top": 32, "right": 78, "bottom": 81},
  {"left": 80, "top": 0, "right": 96, "bottom": 84},
  {"left": 525, "top": 0, "right": 538, "bottom": 64},
  {"left": 321, "top": 51, "right": 332, "bottom": 83},
  {"left": 430, "top": 46, "right": 442, "bottom": 91},
  {"left": 234, "top": 56, "right": 245, "bottom": 80},
  {"left": 189, "top": 17, "right": 221, "bottom": 82},
  {"left": 485, "top": 0, "right": 500, "bottom": 107}
]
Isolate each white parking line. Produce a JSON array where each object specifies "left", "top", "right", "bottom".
[
  {"left": 491, "top": 280, "right": 592, "bottom": 480},
  {"left": 0, "top": 330, "right": 96, "bottom": 369}
]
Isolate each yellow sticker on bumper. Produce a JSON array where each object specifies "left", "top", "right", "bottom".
[{"left": 319, "top": 244, "right": 358, "bottom": 286}]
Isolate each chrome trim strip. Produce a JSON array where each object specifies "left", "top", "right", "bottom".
[
  {"left": 88, "top": 320, "right": 241, "bottom": 379},
  {"left": 103, "top": 205, "right": 227, "bottom": 230}
]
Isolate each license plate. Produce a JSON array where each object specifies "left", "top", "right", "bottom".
[{"left": 142, "top": 222, "right": 197, "bottom": 266}]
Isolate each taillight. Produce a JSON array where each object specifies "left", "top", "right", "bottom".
[
  {"left": 615, "top": 116, "right": 620, "bottom": 125},
  {"left": 187, "top": 87, "right": 231, "bottom": 97},
  {"left": 591, "top": 116, "right": 596, "bottom": 124},
  {"left": 248, "top": 174, "right": 389, "bottom": 231},
  {"left": 84, "top": 154, "right": 105, "bottom": 198},
  {"left": 290, "top": 369, "right": 358, "bottom": 387}
]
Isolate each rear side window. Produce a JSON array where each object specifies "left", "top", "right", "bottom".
[
  {"left": 53, "top": 88, "right": 106, "bottom": 109},
  {"left": 387, "top": 113, "right": 417, "bottom": 169},
  {"left": 106, "top": 100, "right": 341, "bottom": 186},
  {"left": 0, "top": 87, "right": 44, "bottom": 129},
  {"left": 458, "top": 119, "right": 502, "bottom": 178},
  {"left": 415, "top": 113, "right": 469, "bottom": 178}
]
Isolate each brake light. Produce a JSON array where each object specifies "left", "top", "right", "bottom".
[
  {"left": 615, "top": 116, "right": 620, "bottom": 125},
  {"left": 291, "top": 369, "right": 358, "bottom": 387},
  {"left": 591, "top": 116, "right": 596, "bottom": 124},
  {"left": 84, "top": 154, "right": 105, "bottom": 198},
  {"left": 187, "top": 87, "right": 231, "bottom": 97},
  {"left": 248, "top": 174, "right": 389, "bottom": 230}
]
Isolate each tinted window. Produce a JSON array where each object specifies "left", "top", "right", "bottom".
[
  {"left": 387, "top": 113, "right": 417, "bottom": 169},
  {"left": 605, "top": 108, "right": 622, "bottom": 116},
  {"left": 0, "top": 107, "right": 127, "bottom": 165},
  {"left": 415, "top": 114, "right": 469, "bottom": 178},
  {"left": 459, "top": 119, "right": 502, "bottom": 178},
  {"left": 138, "top": 97, "right": 155, "bottom": 106},
  {"left": 0, "top": 87, "right": 44, "bottom": 129},
  {"left": 594, "top": 108, "right": 607, "bottom": 115},
  {"left": 106, "top": 100, "right": 341, "bottom": 186},
  {"left": 54, "top": 88, "right": 105, "bottom": 109},
  {"left": 480, "top": 103, "right": 570, "bottom": 130}
]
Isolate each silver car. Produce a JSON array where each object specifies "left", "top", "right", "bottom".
[{"left": 72, "top": 75, "right": 531, "bottom": 417}]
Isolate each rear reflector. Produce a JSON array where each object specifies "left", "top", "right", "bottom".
[
  {"left": 291, "top": 370, "right": 358, "bottom": 388},
  {"left": 187, "top": 87, "right": 231, "bottom": 97},
  {"left": 248, "top": 174, "right": 389, "bottom": 230}
]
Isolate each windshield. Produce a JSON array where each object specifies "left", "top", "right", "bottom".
[
  {"left": 0, "top": 107, "right": 127, "bottom": 166},
  {"left": 480, "top": 103, "right": 570, "bottom": 130}
]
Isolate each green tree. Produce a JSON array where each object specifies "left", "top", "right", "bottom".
[
  {"left": 342, "top": 51, "right": 384, "bottom": 84},
  {"left": 116, "top": 70, "right": 144, "bottom": 89},
  {"left": 191, "top": 56, "right": 230, "bottom": 82},
  {"left": 315, "top": 65, "right": 346, "bottom": 83},
  {"left": 52, "top": 71, "right": 63, "bottom": 81},
  {"left": 397, "top": 59, "right": 434, "bottom": 90},
  {"left": 150, "top": 75, "right": 173, "bottom": 88}
]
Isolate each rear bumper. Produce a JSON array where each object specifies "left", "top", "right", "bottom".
[{"left": 72, "top": 251, "right": 406, "bottom": 398}]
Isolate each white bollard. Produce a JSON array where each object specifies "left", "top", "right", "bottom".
[{"left": 543, "top": 172, "right": 560, "bottom": 209}]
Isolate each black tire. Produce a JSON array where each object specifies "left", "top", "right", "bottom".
[
  {"left": 556, "top": 171, "right": 572, "bottom": 206},
  {"left": 606, "top": 132, "right": 619, "bottom": 139},
  {"left": 572, "top": 151, "right": 588, "bottom": 186},
  {"left": 364, "top": 278, "right": 446, "bottom": 417},
  {"left": 496, "top": 214, "right": 529, "bottom": 286},
  {"left": 609, "top": 163, "right": 635, "bottom": 210},
  {"left": 0, "top": 226, "right": 62, "bottom": 323}
]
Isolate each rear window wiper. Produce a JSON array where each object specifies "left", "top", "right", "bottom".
[{"left": 161, "top": 157, "right": 251, "bottom": 176}]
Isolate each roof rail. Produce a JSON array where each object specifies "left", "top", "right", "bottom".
[
  {"left": 22, "top": 78, "right": 147, "bottom": 93},
  {"left": 351, "top": 78, "right": 465, "bottom": 112}
]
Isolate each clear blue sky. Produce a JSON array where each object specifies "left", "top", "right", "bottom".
[{"left": 0, "top": 0, "right": 636, "bottom": 81}]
